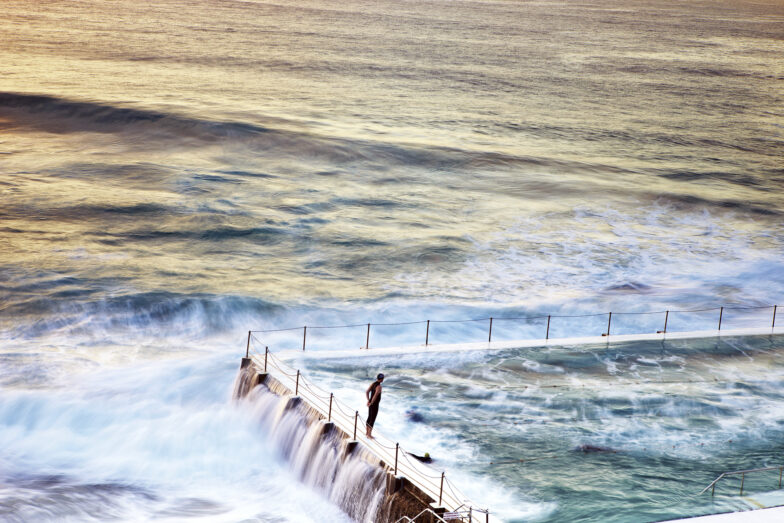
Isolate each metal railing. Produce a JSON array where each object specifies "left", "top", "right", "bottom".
[
  {"left": 701, "top": 466, "right": 784, "bottom": 496},
  {"left": 246, "top": 337, "right": 493, "bottom": 523},
  {"left": 395, "top": 507, "right": 491, "bottom": 522},
  {"left": 245, "top": 303, "right": 780, "bottom": 355},
  {"left": 395, "top": 508, "right": 448, "bottom": 523}
]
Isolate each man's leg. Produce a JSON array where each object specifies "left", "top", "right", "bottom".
[{"left": 366, "top": 405, "right": 378, "bottom": 438}]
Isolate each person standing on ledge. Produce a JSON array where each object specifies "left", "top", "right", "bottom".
[{"left": 365, "top": 373, "right": 384, "bottom": 438}]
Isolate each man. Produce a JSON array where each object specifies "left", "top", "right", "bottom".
[{"left": 365, "top": 373, "right": 384, "bottom": 438}]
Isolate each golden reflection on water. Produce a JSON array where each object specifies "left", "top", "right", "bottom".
[
  {"left": 1, "top": 0, "right": 783, "bottom": 304},
  {"left": 2, "top": 0, "right": 782, "bottom": 156}
]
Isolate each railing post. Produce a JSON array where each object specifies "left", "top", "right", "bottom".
[
  {"left": 712, "top": 481, "right": 716, "bottom": 496},
  {"left": 488, "top": 317, "right": 493, "bottom": 343},
  {"left": 486, "top": 510, "right": 489, "bottom": 523},
  {"left": 366, "top": 323, "right": 371, "bottom": 350},
  {"left": 354, "top": 411, "right": 358, "bottom": 440},
  {"left": 774, "top": 305, "right": 778, "bottom": 328},
  {"left": 546, "top": 315, "right": 551, "bottom": 340},
  {"left": 246, "top": 330, "right": 251, "bottom": 358},
  {"left": 718, "top": 307, "right": 724, "bottom": 331},
  {"left": 295, "top": 370, "right": 300, "bottom": 395},
  {"left": 328, "top": 393, "right": 333, "bottom": 422},
  {"left": 439, "top": 472, "right": 444, "bottom": 506},
  {"left": 425, "top": 320, "right": 430, "bottom": 346},
  {"left": 664, "top": 310, "right": 669, "bottom": 334},
  {"left": 394, "top": 443, "right": 399, "bottom": 475},
  {"left": 302, "top": 326, "right": 307, "bottom": 351},
  {"left": 606, "top": 312, "right": 612, "bottom": 336},
  {"left": 264, "top": 346, "right": 268, "bottom": 372},
  {"left": 740, "top": 472, "right": 744, "bottom": 494}
]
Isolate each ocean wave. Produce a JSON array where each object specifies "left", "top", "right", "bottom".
[
  {"left": 653, "top": 193, "right": 781, "bottom": 216},
  {"left": 1, "top": 291, "right": 282, "bottom": 340},
  {"left": 0, "top": 92, "right": 271, "bottom": 141},
  {"left": 0, "top": 473, "right": 160, "bottom": 522},
  {"left": 95, "top": 225, "right": 285, "bottom": 243},
  {"left": 1, "top": 202, "right": 173, "bottom": 222},
  {"left": 0, "top": 91, "right": 625, "bottom": 175}
]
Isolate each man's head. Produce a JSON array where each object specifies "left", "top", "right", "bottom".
[{"left": 377, "top": 373, "right": 384, "bottom": 382}]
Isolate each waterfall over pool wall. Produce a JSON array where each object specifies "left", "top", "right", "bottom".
[{"left": 232, "top": 363, "right": 440, "bottom": 523}]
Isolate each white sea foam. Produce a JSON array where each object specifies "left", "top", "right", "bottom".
[{"left": 0, "top": 355, "right": 354, "bottom": 522}]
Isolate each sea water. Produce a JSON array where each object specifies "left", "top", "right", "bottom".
[
  {"left": 1, "top": 0, "right": 783, "bottom": 521},
  {"left": 294, "top": 335, "right": 784, "bottom": 522}
]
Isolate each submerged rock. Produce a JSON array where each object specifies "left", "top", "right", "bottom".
[
  {"left": 575, "top": 444, "right": 617, "bottom": 453},
  {"left": 406, "top": 409, "right": 425, "bottom": 423},
  {"left": 604, "top": 282, "right": 652, "bottom": 294}
]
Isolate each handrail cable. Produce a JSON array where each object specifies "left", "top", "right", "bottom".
[
  {"left": 247, "top": 302, "right": 778, "bottom": 334},
  {"left": 372, "top": 320, "right": 429, "bottom": 327},
  {"left": 430, "top": 317, "right": 491, "bottom": 324},
  {"left": 611, "top": 310, "right": 668, "bottom": 316},
  {"left": 492, "top": 315, "right": 549, "bottom": 321},
  {"left": 250, "top": 326, "right": 304, "bottom": 333},
  {"left": 668, "top": 307, "right": 721, "bottom": 314},
  {"left": 308, "top": 323, "right": 368, "bottom": 330}
]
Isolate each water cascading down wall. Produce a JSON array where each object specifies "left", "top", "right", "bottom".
[{"left": 233, "top": 358, "right": 445, "bottom": 523}]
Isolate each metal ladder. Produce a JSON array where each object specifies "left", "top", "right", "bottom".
[{"left": 701, "top": 466, "right": 784, "bottom": 495}]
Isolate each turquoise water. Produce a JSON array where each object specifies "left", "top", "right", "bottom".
[
  {"left": 297, "top": 335, "right": 784, "bottom": 522},
  {"left": 1, "top": 0, "right": 783, "bottom": 521}
]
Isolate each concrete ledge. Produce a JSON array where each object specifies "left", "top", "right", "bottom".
[
  {"left": 320, "top": 421, "right": 336, "bottom": 437},
  {"left": 386, "top": 474, "right": 406, "bottom": 493},
  {"left": 285, "top": 396, "right": 301, "bottom": 410},
  {"left": 661, "top": 505, "right": 784, "bottom": 522},
  {"left": 345, "top": 440, "right": 359, "bottom": 455}
]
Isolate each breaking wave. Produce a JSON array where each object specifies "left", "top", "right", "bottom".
[
  {"left": 1, "top": 291, "right": 281, "bottom": 340},
  {"left": 0, "top": 92, "right": 636, "bottom": 176}
]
